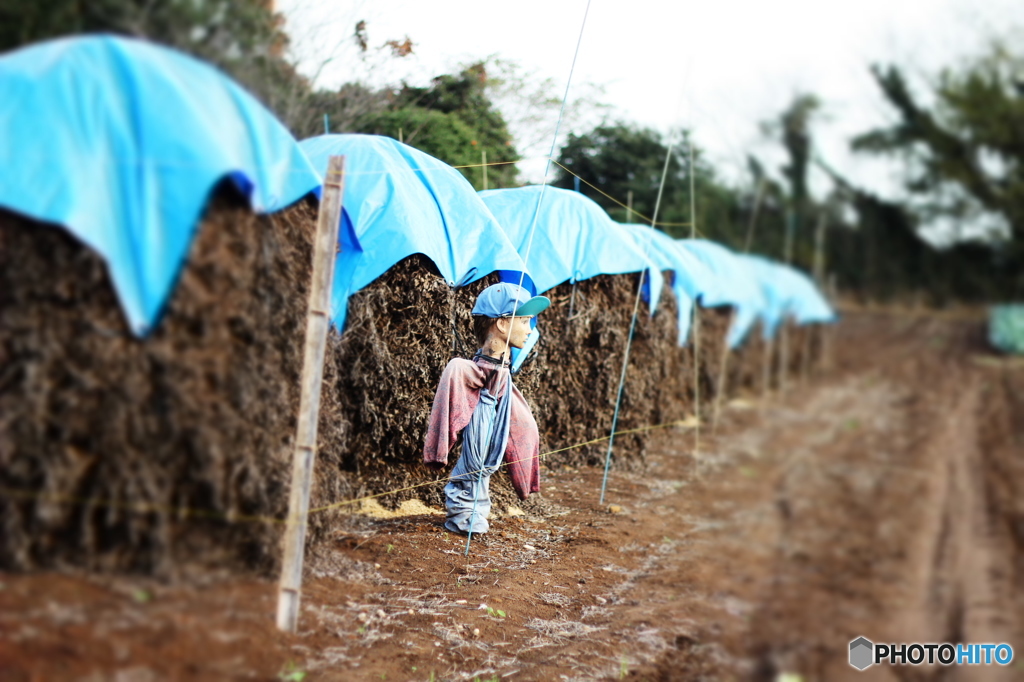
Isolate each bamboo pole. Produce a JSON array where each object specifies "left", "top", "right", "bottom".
[
  {"left": 779, "top": 323, "right": 790, "bottom": 394},
  {"left": 804, "top": 209, "right": 829, "bottom": 382},
  {"left": 711, "top": 309, "right": 734, "bottom": 433},
  {"left": 778, "top": 206, "right": 794, "bottom": 393},
  {"left": 276, "top": 156, "right": 346, "bottom": 633},
  {"left": 688, "top": 136, "right": 700, "bottom": 455},
  {"left": 481, "top": 150, "right": 488, "bottom": 191},
  {"left": 812, "top": 210, "right": 827, "bottom": 287},
  {"left": 743, "top": 178, "right": 766, "bottom": 253},
  {"left": 799, "top": 325, "right": 812, "bottom": 384},
  {"left": 822, "top": 273, "right": 837, "bottom": 372},
  {"left": 761, "top": 335, "right": 773, "bottom": 399},
  {"left": 715, "top": 181, "right": 766, "bottom": 427}
]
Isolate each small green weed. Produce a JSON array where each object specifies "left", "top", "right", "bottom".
[
  {"left": 485, "top": 606, "right": 506, "bottom": 618},
  {"left": 277, "top": 661, "right": 307, "bottom": 682}
]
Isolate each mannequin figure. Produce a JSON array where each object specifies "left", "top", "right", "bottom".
[{"left": 423, "top": 283, "right": 550, "bottom": 534}]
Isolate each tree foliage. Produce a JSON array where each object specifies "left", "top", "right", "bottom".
[
  {"left": 0, "top": 0, "right": 303, "bottom": 114},
  {"left": 552, "top": 123, "right": 743, "bottom": 244},
  {"left": 356, "top": 63, "right": 519, "bottom": 189},
  {"left": 853, "top": 43, "right": 1024, "bottom": 296}
]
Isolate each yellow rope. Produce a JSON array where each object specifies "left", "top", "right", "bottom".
[{"left": 0, "top": 419, "right": 696, "bottom": 525}]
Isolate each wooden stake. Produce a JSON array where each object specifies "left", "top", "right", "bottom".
[
  {"left": 276, "top": 155, "right": 346, "bottom": 633},
  {"left": 761, "top": 335, "right": 773, "bottom": 399},
  {"left": 481, "top": 150, "right": 488, "bottom": 191}
]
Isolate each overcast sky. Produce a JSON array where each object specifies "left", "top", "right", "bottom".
[{"left": 277, "top": 0, "right": 1018, "bottom": 201}]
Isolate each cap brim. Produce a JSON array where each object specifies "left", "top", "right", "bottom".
[{"left": 513, "top": 296, "right": 550, "bottom": 317}]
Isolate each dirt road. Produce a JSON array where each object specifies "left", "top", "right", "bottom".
[{"left": 1, "top": 312, "right": 1022, "bottom": 681}]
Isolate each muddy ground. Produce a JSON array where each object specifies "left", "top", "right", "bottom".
[{"left": 1, "top": 311, "right": 1022, "bottom": 681}]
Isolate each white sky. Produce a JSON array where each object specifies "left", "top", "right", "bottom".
[{"left": 277, "top": 0, "right": 1019, "bottom": 202}]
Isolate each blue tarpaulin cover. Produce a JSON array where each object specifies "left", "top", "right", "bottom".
[
  {"left": 677, "top": 239, "right": 766, "bottom": 347},
  {"left": 0, "top": 36, "right": 321, "bottom": 335},
  {"left": 622, "top": 224, "right": 720, "bottom": 345},
  {"left": 781, "top": 265, "right": 836, "bottom": 327},
  {"left": 739, "top": 255, "right": 836, "bottom": 338},
  {"left": 300, "top": 134, "right": 531, "bottom": 329},
  {"left": 479, "top": 186, "right": 663, "bottom": 311}
]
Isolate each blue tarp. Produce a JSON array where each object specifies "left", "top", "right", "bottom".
[
  {"left": 782, "top": 265, "right": 836, "bottom": 327},
  {"left": 622, "top": 224, "right": 720, "bottom": 345},
  {"left": 479, "top": 186, "right": 663, "bottom": 311},
  {"left": 739, "top": 255, "right": 836, "bottom": 338},
  {"left": 0, "top": 36, "right": 321, "bottom": 335},
  {"left": 301, "top": 134, "right": 531, "bottom": 329},
  {"left": 677, "top": 239, "right": 766, "bottom": 347}
]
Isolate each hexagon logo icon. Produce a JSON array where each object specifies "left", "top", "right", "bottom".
[{"left": 849, "top": 637, "right": 874, "bottom": 670}]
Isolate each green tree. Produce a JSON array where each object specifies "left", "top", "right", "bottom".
[
  {"left": 0, "top": 0, "right": 327, "bottom": 130},
  {"left": 356, "top": 63, "right": 520, "bottom": 189},
  {"left": 755, "top": 94, "right": 825, "bottom": 268},
  {"left": 552, "top": 123, "right": 743, "bottom": 244},
  {"left": 853, "top": 41, "right": 1024, "bottom": 296}
]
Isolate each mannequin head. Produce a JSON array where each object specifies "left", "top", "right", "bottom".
[
  {"left": 469, "top": 282, "right": 549, "bottom": 361},
  {"left": 474, "top": 315, "right": 533, "bottom": 359}
]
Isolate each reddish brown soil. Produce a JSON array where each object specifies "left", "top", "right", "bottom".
[{"left": 2, "top": 312, "right": 1022, "bottom": 682}]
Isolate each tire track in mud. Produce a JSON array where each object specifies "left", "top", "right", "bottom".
[{"left": 735, "top": 318, "right": 1024, "bottom": 682}]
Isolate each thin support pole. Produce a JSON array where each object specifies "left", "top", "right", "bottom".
[
  {"left": 743, "top": 178, "right": 766, "bottom": 253},
  {"left": 711, "top": 310, "right": 734, "bottom": 433},
  {"left": 800, "top": 325, "right": 812, "bottom": 384},
  {"left": 812, "top": 210, "right": 827, "bottom": 286},
  {"left": 323, "top": 113, "right": 329, "bottom": 135},
  {"left": 599, "top": 139, "right": 674, "bottom": 505},
  {"left": 779, "top": 323, "right": 790, "bottom": 394},
  {"left": 761, "top": 336, "right": 773, "bottom": 399},
  {"left": 688, "top": 135, "right": 700, "bottom": 456},
  {"left": 481, "top": 150, "right": 488, "bottom": 191},
  {"left": 822, "top": 273, "right": 837, "bottom": 372},
  {"left": 692, "top": 306, "right": 701, "bottom": 450},
  {"left": 778, "top": 208, "right": 795, "bottom": 394},
  {"left": 276, "top": 156, "right": 345, "bottom": 634}
]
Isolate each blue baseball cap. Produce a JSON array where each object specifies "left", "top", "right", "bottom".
[{"left": 472, "top": 283, "right": 550, "bottom": 318}]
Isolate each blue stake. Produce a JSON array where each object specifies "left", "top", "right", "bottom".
[{"left": 324, "top": 113, "right": 329, "bottom": 134}]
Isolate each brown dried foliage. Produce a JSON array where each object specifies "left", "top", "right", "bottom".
[
  {"left": 0, "top": 195, "right": 345, "bottom": 574},
  {"left": 0, "top": 202, "right": 823, "bottom": 573}
]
